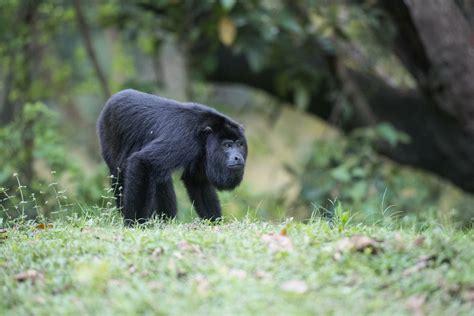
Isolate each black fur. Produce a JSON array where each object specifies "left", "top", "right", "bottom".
[{"left": 97, "top": 89, "right": 247, "bottom": 225}]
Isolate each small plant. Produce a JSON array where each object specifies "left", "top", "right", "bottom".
[
  {"left": 0, "top": 102, "right": 118, "bottom": 222},
  {"left": 0, "top": 171, "right": 118, "bottom": 225}
]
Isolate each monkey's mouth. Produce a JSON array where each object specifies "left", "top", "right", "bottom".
[{"left": 227, "top": 163, "right": 244, "bottom": 170}]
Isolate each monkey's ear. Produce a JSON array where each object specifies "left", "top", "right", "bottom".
[{"left": 199, "top": 126, "right": 213, "bottom": 138}]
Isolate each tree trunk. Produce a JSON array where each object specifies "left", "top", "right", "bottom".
[
  {"left": 73, "top": 0, "right": 111, "bottom": 99},
  {"left": 0, "top": 0, "right": 40, "bottom": 125},
  {"left": 376, "top": 0, "right": 474, "bottom": 191}
]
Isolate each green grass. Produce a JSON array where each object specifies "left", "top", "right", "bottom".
[{"left": 1, "top": 213, "right": 473, "bottom": 315}]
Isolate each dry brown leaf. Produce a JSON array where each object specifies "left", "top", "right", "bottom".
[
  {"left": 14, "top": 270, "right": 44, "bottom": 284},
  {"left": 229, "top": 269, "right": 247, "bottom": 279},
  {"left": 405, "top": 295, "right": 426, "bottom": 316},
  {"left": 128, "top": 265, "right": 137, "bottom": 274},
  {"left": 334, "top": 235, "right": 383, "bottom": 260},
  {"left": 80, "top": 227, "right": 96, "bottom": 234},
  {"left": 173, "top": 251, "right": 184, "bottom": 260},
  {"left": 281, "top": 279, "right": 308, "bottom": 294},
  {"left": 178, "top": 240, "right": 191, "bottom": 250},
  {"left": 108, "top": 279, "right": 126, "bottom": 288},
  {"left": 402, "top": 255, "right": 436, "bottom": 277},
  {"left": 36, "top": 223, "right": 53, "bottom": 230},
  {"left": 464, "top": 288, "right": 474, "bottom": 302},
  {"left": 33, "top": 296, "right": 46, "bottom": 304},
  {"left": 255, "top": 270, "right": 272, "bottom": 280},
  {"left": 394, "top": 232, "right": 402, "bottom": 242},
  {"left": 151, "top": 247, "right": 164, "bottom": 258},
  {"left": 139, "top": 271, "right": 150, "bottom": 278},
  {"left": 262, "top": 233, "right": 293, "bottom": 253},
  {"left": 147, "top": 280, "right": 163, "bottom": 290},
  {"left": 413, "top": 237, "right": 425, "bottom": 247},
  {"left": 195, "top": 274, "right": 209, "bottom": 294},
  {"left": 177, "top": 240, "right": 203, "bottom": 255}
]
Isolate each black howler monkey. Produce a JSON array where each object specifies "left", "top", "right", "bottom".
[{"left": 97, "top": 89, "right": 247, "bottom": 225}]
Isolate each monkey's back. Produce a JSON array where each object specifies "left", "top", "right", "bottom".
[{"left": 97, "top": 89, "right": 226, "bottom": 169}]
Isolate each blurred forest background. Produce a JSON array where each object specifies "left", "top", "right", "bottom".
[{"left": 0, "top": 0, "right": 473, "bottom": 226}]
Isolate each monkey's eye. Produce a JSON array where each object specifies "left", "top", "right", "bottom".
[
  {"left": 236, "top": 140, "right": 243, "bottom": 147},
  {"left": 223, "top": 142, "right": 232, "bottom": 148}
]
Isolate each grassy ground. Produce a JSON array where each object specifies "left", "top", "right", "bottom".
[{"left": 1, "top": 214, "right": 473, "bottom": 315}]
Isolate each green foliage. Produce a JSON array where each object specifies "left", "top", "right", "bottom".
[
  {"left": 296, "top": 124, "right": 472, "bottom": 226},
  {"left": 0, "top": 103, "right": 70, "bottom": 183},
  {"left": 0, "top": 103, "right": 111, "bottom": 220},
  {"left": 97, "top": 0, "right": 336, "bottom": 105},
  {"left": 0, "top": 1, "right": 76, "bottom": 104}
]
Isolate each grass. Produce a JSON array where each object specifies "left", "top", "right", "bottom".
[{"left": 1, "top": 213, "right": 473, "bottom": 315}]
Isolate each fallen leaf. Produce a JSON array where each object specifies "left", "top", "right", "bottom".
[
  {"left": 405, "top": 295, "right": 426, "bottom": 316},
  {"left": 281, "top": 279, "right": 308, "bottom": 294},
  {"left": 178, "top": 240, "right": 191, "bottom": 250},
  {"left": 178, "top": 240, "right": 203, "bottom": 255},
  {"left": 173, "top": 251, "right": 184, "bottom": 260},
  {"left": 139, "top": 271, "right": 150, "bottom": 278},
  {"left": 36, "top": 223, "right": 53, "bottom": 230},
  {"left": 464, "top": 287, "right": 474, "bottom": 302},
  {"left": 413, "top": 237, "right": 425, "bottom": 247},
  {"left": 394, "top": 232, "right": 402, "bottom": 242},
  {"left": 195, "top": 274, "right": 209, "bottom": 294},
  {"left": 255, "top": 270, "right": 272, "bottom": 280},
  {"left": 147, "top": 280, "right": 163, "bottom": 290},
  {"left": 14, "top": 270, "right": 44, "bottom": 284},
  {"left": 262, "top": 233, "right": 293, "bottom": 253},
  {"left": 151, "top": 247, "right": 164, "bottom": 258},
  {"left": 128, "top": 264, "right": 137, "bottom": 274},
  {"left": 108, "top": 279, "right": 125, "bottom": 288},
  {"left": 402, "top": 255, "right": 436, "bottom": 277},
  {"left": 229, "top": 269, "right": 247, "bottom": 279},
  {"left": 334, "top": 235, "right": 383, "bottom": 260},
  {"left": 80, "top": 227, "right": 96, "bottom": 234},
  {"left": 33, "top": 296, "right": 46, "bottom": 304}
]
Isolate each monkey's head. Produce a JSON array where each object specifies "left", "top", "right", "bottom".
[{"left": 202, "top": 121, "right": 247, "bottom": 191}]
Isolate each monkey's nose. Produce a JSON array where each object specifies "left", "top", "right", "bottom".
[
  {"left": 234, "top": 155, "right": 244, "bottom": 163},
  {"left": 228, "top": 154, "right": 244, "bottom": 168}
]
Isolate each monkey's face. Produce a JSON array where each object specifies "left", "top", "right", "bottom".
[{"left": 205, "top": 134, "right": 247, "bottom": 191}]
